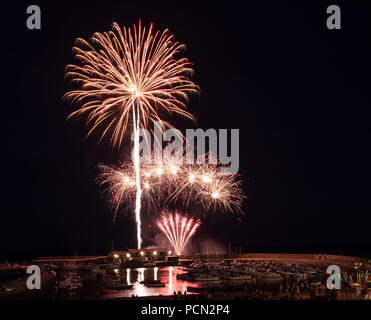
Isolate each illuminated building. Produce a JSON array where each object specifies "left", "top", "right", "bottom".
[{"left": 108, "top": 248, "right": 173, "bottom": 263}]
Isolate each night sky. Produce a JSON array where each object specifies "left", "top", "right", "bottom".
[{"left": 1, "top": 1, "right": 371, "bottom": 260}]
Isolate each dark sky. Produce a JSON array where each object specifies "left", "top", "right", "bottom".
[{"left": 1, "top": 1, "right": 370, "bottom": 260}]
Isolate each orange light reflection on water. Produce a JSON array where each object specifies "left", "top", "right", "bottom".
[{"left": 102, "top": 266, "right": 200, "bottom": 298}]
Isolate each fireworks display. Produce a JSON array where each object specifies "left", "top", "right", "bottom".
[
  {"left": 64, "top": 20, "right": 199, "bottom": 146},
  {"left": 64, "top": 21, "right": 199, "bottom": 249},
  {"left": 96, "top": 155, "right": 244, "bottom": 214},
  {"left": 157, "top": 211, "right": 201, "bottom": 255}
]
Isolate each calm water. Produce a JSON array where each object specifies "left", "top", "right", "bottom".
[{"left": 102, "top": 266, "right": 200, "bottom": 298}]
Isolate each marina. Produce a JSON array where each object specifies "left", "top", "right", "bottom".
[{"left": 1, "top": 253, "right": 370, "bottom": 300}]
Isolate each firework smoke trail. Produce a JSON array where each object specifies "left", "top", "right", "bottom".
[
  {"left": 64, "top": 21, "right": 199, "bottom": 249},
  {"left": 156, "top": 211, "right": 201, "bottom": 255},
  {"left": 132, "top": 102, "right": 142, "bottom": 248}
]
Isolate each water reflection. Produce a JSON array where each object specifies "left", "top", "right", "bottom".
[
  {"left": 137, "top": 268, "right": 145, "bottom": 282},
  {"left": 154, "top": 267, "right": 158, "bottom": 281},
  {"left": 135, "top": 268, "right": 146, "bottom": 297},
  {"left": 168, "top": 266, "right": 173, "bottom": 294},
  {"left": 126, "top": 268, "right": 130, "bottom": 285},
  {"left": 102, "top": 266, "right": 199, "bottom": 298}
]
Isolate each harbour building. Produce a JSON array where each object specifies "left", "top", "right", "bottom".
[{"left": 108, "top": 248, "right": 175, "bottom": 264}]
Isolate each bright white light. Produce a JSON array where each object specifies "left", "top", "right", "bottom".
[
  {"left": 202, "top": 175, "right": 212, "bottom": 183},
  {"left": 130, "top": 85, "right": 141, "bottom": 98},
  {"left": 154, "top": 267, "right": 158, "bottom": 281},
  {"left": 212, "top": 191, "right": 219, "bottom": 199}
]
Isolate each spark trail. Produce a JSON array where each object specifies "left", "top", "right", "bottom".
[
  {"left": 64, "top": 21, "right": 199, "bottom": 248},
  {"left": 96, "top": 155, "right": 244, "bottom": 215},
  {"left": 157, "top": 211, "right": 201, "bottom": 255}
]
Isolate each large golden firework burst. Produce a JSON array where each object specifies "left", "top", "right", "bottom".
[{"left": 64, "top": 20, "right": 199, "bottom": 146}]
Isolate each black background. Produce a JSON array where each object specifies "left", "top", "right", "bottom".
[{"left": 1, "top": 1, "right": 370, "bottom": 260}]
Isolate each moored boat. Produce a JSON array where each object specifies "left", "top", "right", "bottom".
[
  {"left": 193, "top": 274, "right": 220, "bottom": 281},
  {"left": 105, "top": 280, "right": 133, "bottom": 290},
  {"left": 222, "top": 274, "right": 251, "bottom": 281},
  {"left": 140, "top": 279, "right": 165, "bottom": 287}
]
